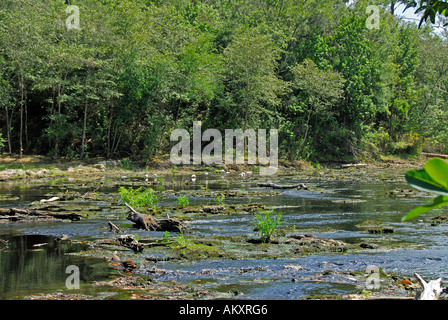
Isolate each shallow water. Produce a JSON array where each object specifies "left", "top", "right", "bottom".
[{"left": 1, "top": 169, "right": 447, "bottom": 299}]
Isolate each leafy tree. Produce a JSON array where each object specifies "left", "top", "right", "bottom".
[
  {"left": 223, "top": 28, "right": 288, "bottom": 131},
  {"left": 282, "top": 59, "right": 345, "bottom": 159}
]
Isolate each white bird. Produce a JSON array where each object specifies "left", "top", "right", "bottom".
[
  {"left": 220, "top": 169, "right": 225, "bottom": 173},
  {"left": 205, "top": 172, "right": 209, "bottom": 177},
  {"left": 246, "top": 171, "right": 252, "bottom": 175},
  {"left": 240, "top": 172, "right": 246, "bottom": 177},
  {"left": 145, "top": 174, "right": 149, "bottom": 182},
  {"left": 191, "top": 174, "right": 197, "bottom": 182},
  {"left": 225, "top": 171, "right": 230, "bottom": 176}
]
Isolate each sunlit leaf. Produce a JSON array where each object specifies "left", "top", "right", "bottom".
[
  {"left": 402, "top": 195, "right": 448, "bottom": 221},
  {"left": 424, "top": 158, "right": 448, "bottom": 189},
  {"left": 405, "top": 168, "right": 448, "bottom": 196}
]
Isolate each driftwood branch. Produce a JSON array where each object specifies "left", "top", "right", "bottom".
[
  {"left": 414, "top": 273, "right": 443, "bottom": 300},
  {"left": 125, "top": 203, "right": 185, "bottom": 232},
  {"left": 39, "top": 196, "right": 60, "bottom": 203},
  {"left": 340, "top": 163, "right": 367, "bottom": 168},
  {"left": 108, "top": 221, "right": 122, "bottom": 233},
  {"left": 257, "top": 182, "right": 308, "bottom": 190}
]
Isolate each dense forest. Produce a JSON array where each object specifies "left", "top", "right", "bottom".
[{"left": 1, "top": 0, "right": 448, "bottom": 163}]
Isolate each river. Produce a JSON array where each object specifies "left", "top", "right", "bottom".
[{"left": 0, "top": 166, "right": 447, "bottom": 299}]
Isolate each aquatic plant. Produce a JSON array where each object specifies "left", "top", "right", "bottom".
[
  {"left": 173, "top": 230, "right": 191, "bottom": 247},
  {"left": 255, "top": 209, "right": 282, "bottom": 243},
  {"left": 216, "top": 193, "right": 225, "bottom": 205},
  {"left": 118, "top": 186, "right": 159, "bottom": 209},
  {"left": 177, "top": 194, "right": 189, "bottom": 207},
  {"left": 162, "top": 231, "right": 171, "bottom": 243},
  {"left": 402, "top": 158, "right": 448, "bottom": 221}
]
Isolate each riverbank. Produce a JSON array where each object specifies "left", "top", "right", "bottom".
[{"left": 0, "top": 154, "right": 427, "bottom": 181}]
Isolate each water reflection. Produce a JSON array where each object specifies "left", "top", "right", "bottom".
[{"left": 0, "top": 234, "right": 115, "bottom": 299}]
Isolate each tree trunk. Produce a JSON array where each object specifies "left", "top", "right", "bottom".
[
  {"left": 24, "top": 91, "right": 28, "bottom": 151},
  {"left": 80, "top": 97, "right": 88, "bottom": 159},
  {"left": 390, "top": 1, "right": 396, "bottom": 15},
  {"left": 18, "top": 72, "right": 24, "bottom": 159},
  {"left": 54, "top": 82, "right": 62, "bottom": 158},
  {"left": 4, "top": 105, "right": 13, "bottom": 155},
  {"left": 106, "top": 101, "right": 114, "bottom": 158}
]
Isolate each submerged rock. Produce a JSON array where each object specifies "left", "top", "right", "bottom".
[{"left": 287, "top": 234, "right": 351, "bottom": 254}]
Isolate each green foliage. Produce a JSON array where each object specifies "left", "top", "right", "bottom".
[
  {"left": 0, "top": 133, "right": 5, "bottom": 152},
  {"left": 405, "top": 0, "right": 448, "bottom": 27},
  {"left": 402, "top": 158, "right": 448, "bottom": 221},
  {"left": 177, "top": 194, "right": 190, "bottom": 207},
  {"left": 215, "top": 193, "right": 225, "bottom": 205},
  {"left": 118, "top": 186, "right": 159, "bottom": 209},
  {"left": 173, "top": 230, "right": 191, "bottom": 247},
  {"left": 162, "top": 231, "right": 171, "bottom": 243},
  {"left": 1, "top": 0, "right": 448, "bottom": 160},
  {"left": 254, "top": 209, "right": 282, "bottom": 243}
]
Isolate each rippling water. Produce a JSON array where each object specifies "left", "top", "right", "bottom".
[{"left": 1, "top": 168, "right": 447, "bottom": 299}]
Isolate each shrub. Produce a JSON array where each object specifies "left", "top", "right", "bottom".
[{"left": 118, "top": 186, "right": 159, "bottom": 209}]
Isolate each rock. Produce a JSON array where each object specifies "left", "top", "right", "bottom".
[
  {"left": 359, "top": 242, "right": 378, "bottom": 249},
  {"left": 92, "top": 163, "right": 106, "bottom": 171},
  {"left": 288, "top": 234, "right": 350, "bottom": 253},
  {"left": 26, "top": 170, "right": 38, "bottom": 177},
  {"left": 202, "top": 205, "right": 225, "bottom": 214},
  {"left": 212, "top": 163, "right": 228, "bottom": 170},
  {"left": 121, "top": 260, "right": 138, "bottom": 271},
  {"left": 36, "top": 169, "right": 50, "bottom": 176},
  {"left": 284, "top": 264, "right": 303, "bottom": 271}
]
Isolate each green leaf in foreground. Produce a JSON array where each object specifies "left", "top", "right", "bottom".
[
  {"left": 424, "top": 157, "right": 448, "bottom": 189},
  {"left": 402, "top": 195, "right": 448, "bottom": 222},
  {"left": 405, "top": 167, "right": 448, "bottom": 197},
  {"left": 403, "top": 158, "right": 448, "bottom": 221}
]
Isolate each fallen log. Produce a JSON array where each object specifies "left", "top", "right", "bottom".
[
  {"left": 414, "top": 273, "right": 443, "bottom": 300},
  {"left": 125, "top": 203, "right": 185, "bottom": 232},
  {"left": 422, "top": 152, "right": 448, "bottom": 159},
  {"left": 0, "top": 207, "right": 81, "bottom": 221},
  {"left": 257, "top": 182, "right": 308, "bottom": 190},
  {"left": 340, "top": 163, "right": 367, "bottom": 168}
]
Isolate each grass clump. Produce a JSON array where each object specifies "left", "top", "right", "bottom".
[
  {"left": 215, "top": 193, "right": 225, "bottom": 205},
  {"left": 177, "top": 194, "right": 189, "bottom": 207},
  {"left": 254, "top": 209, "right": 282, "bottom": 243},
  {"left": 118, "top": 186, "right": 159, "bottom": 210}
]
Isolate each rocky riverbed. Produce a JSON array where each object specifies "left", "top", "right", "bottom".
[{"left": 1, "top": 156, "right": 447, "bottom": 300}]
